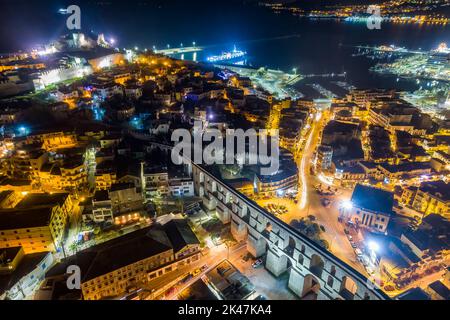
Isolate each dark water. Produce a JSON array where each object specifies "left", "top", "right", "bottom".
[{"left": 1, "top": 0, "right": 449, "bottom": 93}]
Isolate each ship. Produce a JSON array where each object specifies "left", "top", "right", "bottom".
[{"left": 206, "top": 46, "right": 247, "bottom": 63}]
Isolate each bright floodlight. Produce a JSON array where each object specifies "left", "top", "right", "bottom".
[
  {"left": 342, "top": 201, "right": 353, "bottom": 210},
  {"left": 277, "top": 189, "right": 284, "bottom": 197},
  {"left": 368, "top": 241, "right": 379, "bottom": 252}
]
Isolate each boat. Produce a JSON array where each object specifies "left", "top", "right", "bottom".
[{"left": 206, "top": 46, "right": 247, "bottom": 63}]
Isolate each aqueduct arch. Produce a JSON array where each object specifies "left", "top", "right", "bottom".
[{"left": 191, "top": 163, "right": 389, "bottom": 301}]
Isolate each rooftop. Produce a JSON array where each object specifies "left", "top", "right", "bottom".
[
  {"left": 351, "top": 184, "right": 394, "bottom": 216},
  {"left": 15, "top": 193, "right": 69, "bottom": 209},
  {"left": 162, "top": 219, "right": 200, "bottom": 253},
  {"left": 418, "top": 181, "right": 450, "bottom": 202},
  {"left": 428, "top": 281, "right": 450, "bottom": 300},
  {"left": 0, "top": 207, "right": 54, "bottom": 230}
]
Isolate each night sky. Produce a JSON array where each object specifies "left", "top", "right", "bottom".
[{"left": 0, "top": 0, "right": 388, "bottom": 52}]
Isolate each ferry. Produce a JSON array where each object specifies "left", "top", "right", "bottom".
[{"left": 206, "top": 46, "right": 247, "bottom": 63}]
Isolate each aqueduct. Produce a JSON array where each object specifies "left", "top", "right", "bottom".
[{"left": 191, "top": 163, "right": 389, "bottom": 300}]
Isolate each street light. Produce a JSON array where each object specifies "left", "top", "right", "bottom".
[
  {"left": 368, "top": 241, "right": 379, "bottom": 253},
  {"left": 342, "top": 200, "right": 353, "bottom": 210},
  {"left": 193, "top": 41, "right": 196, "bottom": 47}
]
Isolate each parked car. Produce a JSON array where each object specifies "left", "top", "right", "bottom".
[
  {"left": 344, "top": 229, "right": 350, "bottom": 235},
  {"left": 252, "top": 259, "right": 263, "bottom": 268},
  {"left": 192, "top": 268, "right": 202, "bottom": 277},
  {"left": 321, "top": 198, "right": 331, "bottom": 208}
]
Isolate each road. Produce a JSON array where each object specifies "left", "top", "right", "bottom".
[
  {"left": 145, "top": 243, "right": 247, "bottom": 300},
  {"left": 281, "top": 109, "right": 365, "bottom": 274},
  {"left": 142, "top": 240, "right": 299, "bottom": 300}
]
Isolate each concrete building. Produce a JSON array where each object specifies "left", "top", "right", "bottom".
[
  {"left": 44, "top": 220, "right": 200, "bottom": 300},
  {"left": 0, "top": 193, "right": 73, "bottom": 253},
  {"left": 409, "top": 181, "right": 449, "bottom": 219},
  {"left": 316, "top": 145, "right": 333, "bottom": 171},
  {"left": 0, "top": 247, "right": 54, "bottom": 300},
  {"left": 348, "top": 184, "right": 394, "bottom": 233}
]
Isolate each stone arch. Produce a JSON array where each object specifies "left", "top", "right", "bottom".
[
  {"left": 241, "top": 203, "right": 248, "bottom": 215},
  {"left": 264, "top": 221, "right": 272, "bottom": 235},
  {"left": 330, "top": 265, "right": 336, "bottom": 276},
  {"left": 309, "top": 254, "right": 325, "bottom": 278},
  {"left": 286, "top": 236, "right": 297, "bottom": 257},
  {"left": 298, "top": 254, "right": 304, "bottom": 266},
  {"left": 327, "top": 275, "right": 334, "bottom": 287},
  {"left": 300, "top": 244, "right": 306, "bottom": 254},
  {"left": 339, "top": 276, "right": 358, "bottom": 300},
  {"left": 301, "top": 274, "right": 321, "bottom": 299},
  {"left": 225, "top": 191, "right": 231, "bottom": 203}
]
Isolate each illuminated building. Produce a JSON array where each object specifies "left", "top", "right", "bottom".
[
  {"left": 0, "top": 193, "right": 73, "bottom": 254},
  {"left": 86, "top": 183, "right": 143, "bottom": 224},
  {"left": 24, "top": 131, "right": 78, "bottom": 152},
  {"left": 94, "top": 82, "right": 123, "bottom": 99},
  {"left": 8, "top": 148, "right": 48, "bottom": 181},
  {"left": 347, "top": 89, "right": 397, "bottom": 107},
  {"left": 368, "top": 103, "right": 430, "bottom": 135},
  {"left": 0, "top": 247, "right": 55, "bottom": 300},
  {"left": 32, "top": 61, "right": 93, "bottom": 91},
  {"left": 143, "top": 167, "right": 169, "bottom": 199},
  {"left": 38, "top": 156, "right": 87, "bottom": 191},
  {"left": 316, "top": 145, "right": 333, "bottom": 170},
  {"left": 0, "top": 190, "right": 22, "bottom": 208},
  {"left": 168, "top": 177, "right": 194, "bottom": 197},
  {"left": 321, "top": 120, "right": 360, "bottom": 145},
  {"left": 88, "top": 53, "right": 125, "bottom": 71},
  {"left": 0, "top": 60, "right": 46, "bottom": 72},
  {"left": 400, "top": 214, "right": 449, "bottom": 260},
  {"left": 348, "top": 184, "right": 394, "bottom": 233},
  {"left": 116, "top": 105, "right": 136, "bottom": 121},
  {"left": 407, "top": 181, "right": 449, "bottom": 219},
  {"left": 91, "top": 190, "right": 113, "bottom": 223},
  {"left": 95, "top": 161, "right": 117, "bottom": 191},
  {"left": 45, "top": 220, "right": 200, "bottom": 300},
  {"left": 334, "top": 163, "right": 367, "bottom": 187},
  {"left": 50, "top": 87, "right": 79, "bottom": 102},
  {"left": 124, "top": 83, "right": 143, "bottom": 100},
  {"left": 254, "top": 167, "right": 298, "bottom": 197},
  {"left": 377, "top": 162, "right": 432, "bottom": 184}
]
